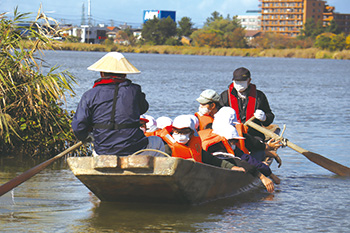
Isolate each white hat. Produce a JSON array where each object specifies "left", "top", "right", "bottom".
[
  {"left": 156, "top": 116, "right": 173, "bottom": 129},
  {"left": 173, "top": 115, "right": 195, "bottom": 131},
  {"left": 87, "top": 52, "right": 141, "bottom": 74},
  {"left": 213, "top": 107, "right": 239, "bottom": 128},
  {"left": 188, "top": 115, "right": 199, "bottom": 130},
  {"left": 143, "top": 115, "right": 157, "bottom": 132},
  {"left": 173, "top": 115, "right": 198, "bottom": 136},
  {"left": 140, "top": 114, "right": 149, "bottom": 123},
  {"left": 196, "top": 89, "right": 220, "bottom": 104},
  {"left": 213, "top": 125, "right": 245, "bottom": 140}
]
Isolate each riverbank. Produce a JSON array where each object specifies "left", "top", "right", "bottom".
[{"left": 43, "top": 42, "right": 350, "bottom": 60}]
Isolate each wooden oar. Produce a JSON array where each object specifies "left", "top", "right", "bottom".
[
  {"left": 0, "top": 141, "right": 83, "bottom": 197},
  {"left": 244, "top": 117, "right": 350, "bottom": 176}
]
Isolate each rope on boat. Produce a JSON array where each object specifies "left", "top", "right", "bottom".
[{"left": 131, "top": 149, "right": 171, "bottom": 158}]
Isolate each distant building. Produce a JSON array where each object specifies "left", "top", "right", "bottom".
[
  {"left": 73, "top": 24, "right": 108, "bottom": 43},
  {"left": 143, "top": 10, "right": 176, "bottom": 23},
  {"left": 237, "top": 15, "right": 261, "bottom": 31},
  {"left": 181, "top": 36, "right": 192, "bottom": 46},
  {"left": 260, "top": 0, "right": 350, "bottom": 37},
  {"left": 245, "top": 30, "right": 262, "bottom": 41}
]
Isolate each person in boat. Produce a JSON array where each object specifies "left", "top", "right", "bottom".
[
  {"left": 195, "top": 89, "right": 221, "bottom": 131},
  {"left": 199, "top": 115, "right": 280, "bottom": 185},
  {"left": 71, "top": 52, "right": 165, "bottom": 156},
  {"left": 200, "top": 123, "right": 275, "bottom": 192},
  {"left": 140, "top": 114, "right": 158, "bottom": 136},
  {"left": 156, "top": 116, "right": 173, "bottom": 129},
  {"left": 158, "top": 115, "right": 246, "bottom": 172},
  {"left": 213, "top": 107, "right": 282, "bottom": 167},
  {"left": 219, "top": 67, "right": 278, "bottom": 161}
]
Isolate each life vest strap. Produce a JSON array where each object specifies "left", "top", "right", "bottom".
[{"left": 93, "top": 122, "right": 141, "bottom": 130}]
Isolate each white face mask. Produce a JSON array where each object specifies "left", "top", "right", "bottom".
[
  {"left": 173, "top": 133, "right": 191, "bottom": 144},
  {"left": 198, "top": 105, "right": 210, "bottom": 116},
  {"left": 233, "top": 80, "right": 249, "bottom": 92}
]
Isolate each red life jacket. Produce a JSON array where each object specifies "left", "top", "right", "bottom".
[
  {"left": 194, "top": 112, "right": 214, "bottom": 131},
  {"left": 158, "top": 126, "right": 202, "bottom": 162},
  {"left": 228, "top": 83, "right": 257, "bottom": 123}
]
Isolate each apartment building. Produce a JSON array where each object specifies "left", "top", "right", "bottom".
[
  {"left": 237, "top": 15, "right": 261, "bottom": 30},
  {"left": 260, "top": 0, "right": 350, "bottom": 37}
]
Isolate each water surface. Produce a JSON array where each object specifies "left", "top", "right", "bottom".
[{"left": 1, "top": 51, "right": 349, "bottom": 232}]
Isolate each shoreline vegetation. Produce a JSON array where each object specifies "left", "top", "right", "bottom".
[{"left": 45, "top": 42, "right": 350, "bottom": 60}]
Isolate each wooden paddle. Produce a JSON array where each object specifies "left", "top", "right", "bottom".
[
  {"left": 0, "top": 141, "right": 83, "bottom": 197},
  {"left": 244, "top": 117, "right": 350, "bottom": 176}
]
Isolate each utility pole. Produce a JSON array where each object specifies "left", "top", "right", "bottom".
[
  {"left": 81, "top": 2, "right": 86, "bottom": 26},
  {"left": 87, "top": 0, "right": 91, "bottom": 43},
  {"left": 88, "top": 0, "right": 92, "bottom": 26}
]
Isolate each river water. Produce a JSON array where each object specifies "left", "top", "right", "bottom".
[{"left": 0, "top": 51, "right": 349, "bottom": 232}]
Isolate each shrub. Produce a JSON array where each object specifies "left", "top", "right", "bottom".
[{"left": 0, "top": 8, "right": 77, "bottom": 156}]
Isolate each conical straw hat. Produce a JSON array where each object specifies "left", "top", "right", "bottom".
[{"left": 87, "top": 52, "right": 141, "bottom": 74}]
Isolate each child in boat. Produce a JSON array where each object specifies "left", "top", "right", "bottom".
[
  {"left": 198, "top": 107, "right": 280, "bottom": 184},
  {"left": 157, "top": 114, "right": 274, "bottom": 193}
]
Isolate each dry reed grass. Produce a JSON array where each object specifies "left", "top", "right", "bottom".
[{"left": 22, "top": 41, "right": 350, "bottom": 60}]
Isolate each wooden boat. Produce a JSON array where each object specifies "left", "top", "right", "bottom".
[{"left": 67, "top": 154, "right": 263, "bottom": 205}]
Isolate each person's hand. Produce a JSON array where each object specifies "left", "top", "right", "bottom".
[
  {"left": 83, "top": 133, "right": 94, "bottom": 144},
  {"left": 254, "top": 109, "right": 266, "bottom": 122},
  {"left": 231, "top": 166, "right": 246, "bottom": 172},
  {"left": 260, "top": 175, "right": 275, "bottom": 193},
  {"left": 266, "top": 139, "right": 282, "bottom": 150},
  {"left": 265, "top": 150, "right": 282, "bottom": 168}
]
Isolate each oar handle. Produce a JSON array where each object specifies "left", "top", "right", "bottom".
[
  {"left": 0, "top": 141, "right": 83, "bottom": 197},
  {"left": 244, "top": 118, "right": 350, "bottom": 176}
]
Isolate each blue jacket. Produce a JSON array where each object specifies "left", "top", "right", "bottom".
[{"left": 72, "top": 79, "right": 149, "bottom": 156}]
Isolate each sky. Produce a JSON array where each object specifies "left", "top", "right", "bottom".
[{"left": 2, "top": 0, "right": 350, "bottom": 28}]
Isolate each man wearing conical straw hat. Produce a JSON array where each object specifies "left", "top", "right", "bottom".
[{"left": 72, "top": 52, "right": 165, "bottom": 156}]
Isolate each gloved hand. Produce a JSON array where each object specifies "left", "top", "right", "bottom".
[
  {"left": 254, "top": 109, "right": 266, "bottom": 122},
  {"left": 83, "top": 133, "right": 94, "bottom": 144}
]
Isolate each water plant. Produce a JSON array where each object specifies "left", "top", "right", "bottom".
[{"left": 0, "top": 8, "right": 77, "bottom": 156}]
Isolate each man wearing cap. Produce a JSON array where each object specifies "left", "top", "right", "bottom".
[
  {"left": 195, "top": 89, "right": 221, "bottom": 131},
  {"left": 72, "top": 52, "right": 164, "bottom": 156},
  {"left": 220, "top": 67, "right": 276, "bottom": 160}
]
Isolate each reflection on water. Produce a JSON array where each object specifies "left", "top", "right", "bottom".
[
  {"left": 85, "top": 190, "right": 273, "bottom": 232},
  {"left": 1, "top": 51, "right": 350, "bottom": 232}
]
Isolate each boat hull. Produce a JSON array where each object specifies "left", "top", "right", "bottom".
[{"left": 67, "top": 155, "right": 261, "bottom": 204}]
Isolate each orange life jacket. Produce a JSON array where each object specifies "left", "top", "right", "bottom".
[
  {"left": 235, "top": 123, "right": 250, "bottom": 154},
  {"left": 198, "top": 129, "right": 235, "bottom": 155},
  {"left": 198, "top": 125, "right": 250, "bottom": 155},
  {"left": 158, "top": 126, "right": 203, "bottom": 162},
  {"left": 144, "top": 129, "right": 162, "bottom": 137},
  {"left": 194, "top": 112, "right": 214, "bottom": 131},
  {"left": 228, "top": 83, "right": 257, "bottom": 123}
]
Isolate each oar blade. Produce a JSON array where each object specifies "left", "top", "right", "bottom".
[{"left": 302, "top": 151, "right": 350, "bottom": 176}]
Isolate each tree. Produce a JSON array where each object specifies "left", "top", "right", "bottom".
[
  {"left": 325, "top": 20, "right": 341, "bottom": 34},
  {"left": 191, "top": 12, "right": 247, "bottom": 48},
  {"left": 346, "top": 35, "right": 350, "bottom": 49},
  {"left": 299, "top": 18, "right": 324, "bottom": 39},
  {"left": 177, "top": 17, "right": 194, "bottom": 37},
  {"left": 141, "top": 16, "right": 177, "bottom": 45},
  {"left": 329, "top": 33, "right": 346, "bottom": 51},
  {"left": 0, "top": 8, "right": 77, "bottom": 156},
  {"left": 205, "top": 11, "right": 223, "bottom": 26},
  {"left": 314, "top": 33, "right": 334, "bottom": 50}
]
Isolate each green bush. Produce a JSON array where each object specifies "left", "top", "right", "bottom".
[{"left": 0, "top": 8, "right": 78, "bottom": 156}]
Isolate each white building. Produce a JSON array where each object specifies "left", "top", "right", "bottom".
[{"left": 237, "top": 15, "right": 261, "bottom": 31}]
